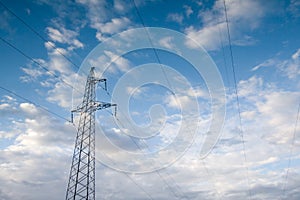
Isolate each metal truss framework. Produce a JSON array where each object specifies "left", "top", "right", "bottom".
[{"left": 66, "top": 67, "right": 116, "bottom": 200}]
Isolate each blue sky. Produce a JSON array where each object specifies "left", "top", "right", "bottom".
[{"left": 0, "top": 0, "right": 300, "bottom": 199}]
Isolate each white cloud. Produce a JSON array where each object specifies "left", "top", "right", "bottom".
[
  {"left": 76, "top": 0, "right": 109, "bottom": 24},
  {"left": 167, "top": 13, "right": 184, "bottom": 24},
  {"left": 159, "top": 36, "right": 175, "bottom": 49},
  {"left": 0, "top": 101, "right": 20, "bottom": 119},
  {"left": 77, "top": 0, "right": 132, "bottom": 41},
  {"left": 19, "top": 103, "right": 38, "bottom": 115},
  {"left": 97, "top": 17, "right": 131, "bottom": 35},
  {"left": 183, "top": 5, "right": 193, "bottom": 18},
  {"left": 185, "top": 0, "right": 266, "bottom": 51},
  {"left": 2, "top": 72, "right": 300, "bottom": 199},
  {"left": 93, "top": 17, "right": 132, "bottom": 41},
  {"left": 252, "top": 48, "right": 300, "bottom": 80},
  {"left": 20, "top": 66, "right": 45, "bottom": 83},
  {"left": 47, "top": 53, "right": 71, "bottom": 75},
  {"left": 0, "top": 101, "right": 76, "bottom": 199},
  {"left": 0, "top": 103, "right": 10, "bottom": 110},
  {"left": 3, "top": 1, "right": 300, "bottom": 199},
  {"left": 46, "top": 72, "right": 85, "bottom": 109},
  {"left": 278, "top": 49, "right": 300, "bottom": 79},
  {"left": 19, "top": 41, "right": 82, "bottom": 112},
  {"left": 158, "top": 36, "right": 182, "bottom": 55},
  {"left": 0, "top": 10, "right": 13, "bottom": 34},
  {"left": 288, "top": 0, "right": 300, "bottom": 18},
  {"left": 46, "top": 83, "right": 72, "bottom": 109},
  {"left": 21, "top": 67, "right": 44, "bottom": 79},
  {"left": 126, "top": 86, "right": 147, "bottom": 99},
  {"left": 113, "top": 0, "right": 129, "bottom": 13},
  {"left": 102, "top": 50, "right": 131, "bottom": 73},
  {"left": 42, "top": 41, "right": 74, "bottom": 76},
  {"left": 46, "top": 26, "right": 83, "bottom": 49},
  {"left": 164, "top": 93, "right": 192, "bottom": 109},
  {"left": 236, "top": 75, "right": 299, "bottom": 146},
  {"left": 292, "top": 48, "right": 300, "bottom": 60},
  {"left": 252, "top": 58, "right": 278, "bottom": 71},
  {"left": 185, "top": 23, "right": 226, "bottom": 50},
  {"left": 2, "top": 95, "right": 16, "bottom": 102},
  {"left": 163, "top": 85, "right": 210, "bottom": 111},
  {"left": 20, "top": 59, "right": 51, "bottom": 83},
  {"left": 238, "top": 76, "right": 263, "bottom": 97}
]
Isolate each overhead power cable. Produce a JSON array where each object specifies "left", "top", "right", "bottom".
[
  {"left": 131, "top": 1, "right": 223, "bottom": 199},
  {"left": 0, "top": 2, "right": 156, "bottom": 197},
  {"left": 0, "top": 35, "right": 84, "bottom": 97},
  {"left": 114, "top": 1, "right": 187, "bottom": 198},
  {"left": 217, "top": 19, "right": 230, "bottom": 88},
  {"left": 94, "top": 154, "right": 154, "bottom": 200},
  {"left": 223, "top": 0, "right": 252, "bottom": 199},
  {"left": 202, "top": 160, "right": 222, "bottom": 200},
  {"left": 0, "top": 0, "right": 83, "bottom": 73},
  {"left": 114, "top": 116, "right": 184, "bottom": 199},
  {"left": 282, "top": 102, "right": 300, "bottom": 199},
  {"left": 0, "top": 85, "right": 71, "bottom": 122},
  {"left": 0, "top": 73, "right": 152, "bottom": 200},
  {"left": 131, "top": 0, "right": 175, "bottom": 95}
]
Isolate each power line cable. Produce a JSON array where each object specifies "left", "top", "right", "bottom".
[
  {"left": 124, "top": 173, "right": 155, "bottom": 200},
  {"left": 281, "top": 102, "right": 300, "bottom": 199},
  {"left": 202, "top": 160, "right": 222, "bottom": 200},
  {"left": 0, "top": 73, "right": 153, "bottom": 199},
  {"left": 91, "top": 2, "right": 185, "bottom": 198},
  {"left": 0, "top": 35, "right": 84, "bottom": 97},
  {"left": 110, "top": 109, "right": 184, "bottom": 198},
  {"left": 94, "top": 154, "right": 154, "bottom": 200},
  {"left": 0, "top": 0, "right": 91, "bottom": 82},
  {"left": 1, "top": 0, "right": 197, "bottom": 197},
  {"left": 0, "top": 83, "right": 155, "bottom": 200},
  {"left": 0, "top": 2, "right": 157, "bottom": 197},
  {"left": 217, "top": 19, "right": 230, "bottom": 88},
  {"left": 0, "top": 85, "right": 71, "bottom": 122},
  {"left": 223, "top": 0, "right": 252, "bottom": 199},
  {"left": 131, "top": 0, "right": 175, "bottom": 96},
  {"left": 131, "top": 2, "right": 224, "bottom": 199},
  {"left": 104, "top": 82, "right": 185, "bottom": 197},
  {"left": 0, "top": 84, "right": 153, "bottom": 199},
  {"left": 0, "top": 0, "right": 85, "bottom": 73},
  {"left": 115, "top": 116, "right": 184, "bottom": 199}
]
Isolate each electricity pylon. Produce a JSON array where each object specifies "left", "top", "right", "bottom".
[{"left": 66, "top": 67, "right": 116, "bottom": 200}]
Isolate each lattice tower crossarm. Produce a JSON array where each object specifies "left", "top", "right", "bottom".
[{"left": 65, "top": 67, "right": 116, "bottom": 200}]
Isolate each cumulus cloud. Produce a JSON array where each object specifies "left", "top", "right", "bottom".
[
  {"left": 0, "top": 102, "right": 75, "bottom": 200},
  {"left": 158, "top": 36, "right": 182, "bottom": 55},
  {"left": 94, "top": 17, "right": 132, "bottom": 41},
  {"left": 278, "top": 49, "right": 300, "bottom": 79},
  {"left": 19, "top": 58, "right": 53, "bottom": 84},
  {"left": 251, "top": 58, "right": 278, "bottom": 71},
  {"left": 288, "top": 0, "right": 300, "bottom": 18},
  {"left": 113, "top": 0, "right": 130, "bottom": 13},
  {"left": 252, "top": 48, "right": 300, "bottom": 80},
  {"left": 0, "top": 10, "right": 14, "bottom": 34},
  {"left": 3, "top": 71, "right": 300, "bottom": 200},
  {"left": 77, "top": 0, "right": 133, "bottom": 41},
  {"left": 185, "top": 0, "right": 266, "bottom": 51},
  {"left": 167, "top": 13, "right": 184, "bottom": 24},
  {"left": 0, "top": 103, "right": 10, "bottom": 110},
  {"left": 183, "top": 5, "right": 193, "bottom": 18},
  {"left": 46, "top": 26, "right": 83, "bottom": 49},
  {"left": 3, "top": 1, "right": 300, "bottom": 199},
  {"left": 88, "top": 50, "right": 132, "bottom": 75},
  {"left": 20, "top": 66, "right": 45, "bottom": 83},
  {"left": 45, "top": 51, "right": 71, "bottom": 75}
]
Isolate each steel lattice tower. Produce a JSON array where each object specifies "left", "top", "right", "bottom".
[{"left": 66, "top": 67, "right": 116, "bottom": 200}]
